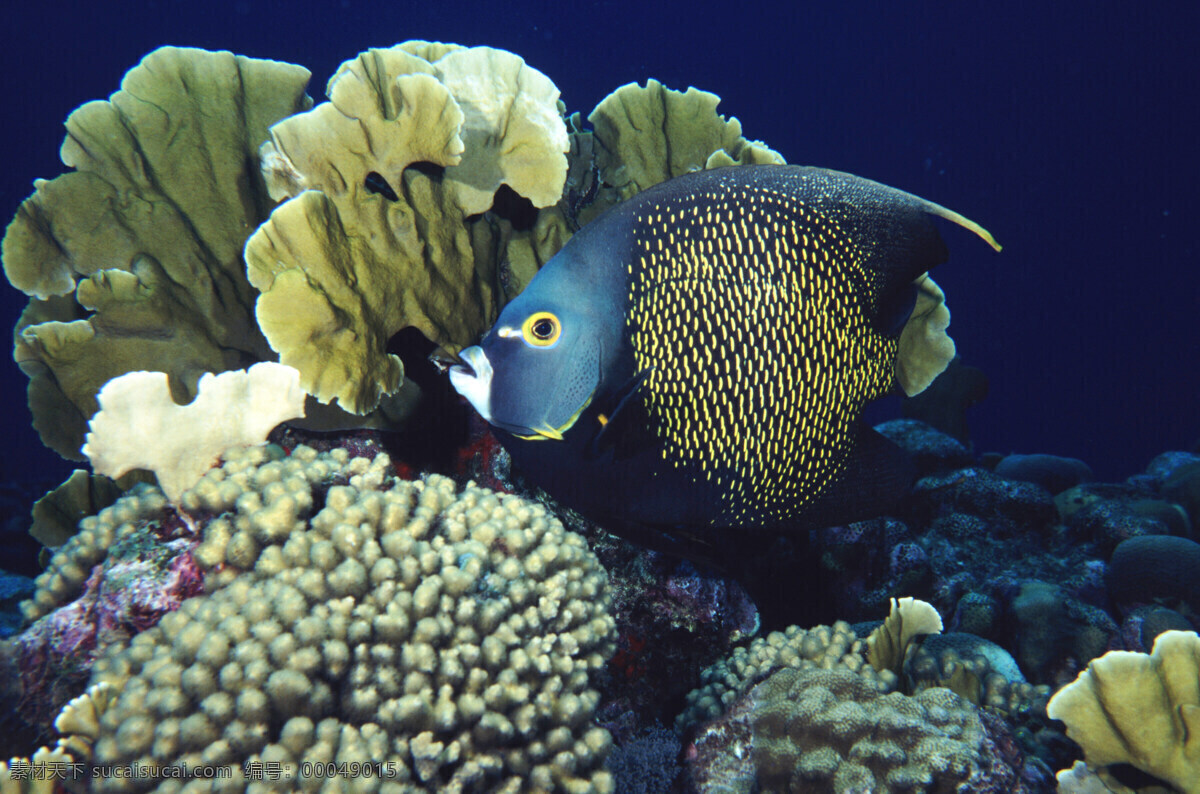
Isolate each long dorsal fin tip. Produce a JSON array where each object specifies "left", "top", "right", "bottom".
[{"left": 923, "top": 199, "right": 1002, "bottom": 253}]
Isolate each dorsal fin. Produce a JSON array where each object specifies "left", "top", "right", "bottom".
[{"left": 918, "top": 197, "right": 1002, "bottom": 252}]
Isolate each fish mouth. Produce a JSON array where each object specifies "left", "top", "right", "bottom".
[
  {"left": 428, "top": 346, "right": 466, "bottom": 374},
  {"left": 448, "top": 346, "right": 493, "bottom": 422}
]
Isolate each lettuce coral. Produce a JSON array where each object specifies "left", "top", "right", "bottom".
[
  {"left": 1047, "top": 629, "right": 1200, "bottom": 794},
  {"left": 245, "top": 43, "right": 571, "bottom": 415},
  {"left": 2, "top": 46, "right": 312, "bottom": 459},
  {"left": 587, "top": 79, "right": 784, "bottom": 204},
  {"left": 81, "top": 363, "right": 306, "bottom": 503},
  {"left": 4, "top": 41, "right": 792, "bottom": 453}
]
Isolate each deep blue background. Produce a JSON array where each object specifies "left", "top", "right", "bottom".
[{"left": 1, "top": 0, "right": 1196, "bottom": 495}]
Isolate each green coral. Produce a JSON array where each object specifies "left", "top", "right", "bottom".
[
  {"left": 2, "top": 46, "right": 312, "bottom": 459},
  {"left": 587, "top": 79, "right": 785, "bottom": 204},
  {"left": 30, "top": 470, "right": 126, "bottom": 550}
]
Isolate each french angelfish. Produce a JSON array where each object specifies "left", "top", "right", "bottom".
[{"left": 450, "top": 165, "right": 999, "bottom": 550}]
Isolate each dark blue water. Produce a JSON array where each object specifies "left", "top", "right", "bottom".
[{"left": 1, "top": 0, "right": 1196, "bottom": 494}]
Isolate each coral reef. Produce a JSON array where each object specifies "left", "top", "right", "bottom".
[
  {"left": 866, "top": 596, "right": 943, "bottom": 677},
  {"left": 81, "top": 363, "right": 306, "bottom": 503},
  {"left": 12, "top": 34, "right": 1200, "bottom": 794},
  {"left": 2, "top": 47, "right": 311, "bottom": 459},
  {"left": 1107, "top": 535, "right": 1200, "bottom": 613},
  {"left": 14, "top": 443, "right": 617, "bottom": 793},
  {"left": 994, "top": 454, "right": 1094, "bottom": 496},
  {"left": 11, "top": 484, "right": 202, "bottom": 733},
  {"left": 245, "top": 43, "right": 571, "bottom": 415},
  {"left": 603, "top": 723, "right": 682, "bottom": 794},
  {"left": 876, "top": 418, "right": 975, "bottom": 476},
  {"left": 1048, "top": 630, "right": 1200, "bottom": 794},
  {"left": 905, "top": 632, "right": 1050, "bottom": 719},
  {"left": 676, "top": 620, "right": 893, "bottom": 733},
  {"left": 685, "top": 665, "right": 1036, "bottom": 793},
  {"left": 748, "top": 667, "right": 997, "bottom": 792},
  {"left": 586, "top": 79, "right": 783, "bottom": 205},
  {"left": 28, "top": 470, "right": 126, "bottom": 551}
]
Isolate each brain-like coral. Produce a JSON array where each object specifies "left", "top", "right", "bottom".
[
  {"left": 750, "top": 667, "right": 989, "bottom": 792},
  {"left": 2, "top": 46, "right": 312, "bottom": 459},
  {"left": 23, "top": 444, "right": 616, "bottom": 793},
  {"left": 684, "top": 663, "right": 1029, "bottom": 794},
  {"left": 676, "top": 621, "right": 897, "bottom": 732}
]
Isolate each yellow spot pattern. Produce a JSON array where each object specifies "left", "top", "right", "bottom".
[{"left": 626, "top": 181, "right": 896, "bottom": 526}]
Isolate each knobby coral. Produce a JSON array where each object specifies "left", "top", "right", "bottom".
[{"left": 15, "top": 444, "right": 618, "bottom": 793}]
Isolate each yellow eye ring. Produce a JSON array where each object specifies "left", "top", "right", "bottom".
[{"left": 522, "top": 311, "right": 561, "bottom": 347}]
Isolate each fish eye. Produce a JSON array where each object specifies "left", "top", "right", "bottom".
[{"left": 522, "top": 311, "right": 561, "bottom": 347}]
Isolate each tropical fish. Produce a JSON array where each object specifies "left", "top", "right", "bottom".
[{"left": 450, "top": 165, "right": 998, "bottom": 550}]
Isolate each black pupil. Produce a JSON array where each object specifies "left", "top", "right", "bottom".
[{"left": 533, "top": 318, "right": 554, "bottom": 339}]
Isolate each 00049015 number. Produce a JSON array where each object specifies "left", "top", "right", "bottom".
[{"left": 300, "top": 761, "right": 400, "bottom": 779}]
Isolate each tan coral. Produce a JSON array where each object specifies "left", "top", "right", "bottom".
[
  {"left": 2, "top": 46, "right": 312, "bottom": 460},
  {"left": 896, "top": 274, "right": 957, "bottom": 397},
  {"left": 83, "top": 445, "right": 616, "bottom": 793},
  {"left": 1047, "top": 629, "right": 1200, "bottom": 794},
  {"left": 866, "top": 596, "right": 944, "bottom": 676},
  {"left": 905, "top": 633, "right": 1051, "bottom": 718},
  {"left": 54, "top": 681, "right": 116, "bottom": 760},
  {"left": 247, "top": 43, "right": 570, "bottom": 415},
  {"left": 750, "top": 667, "right": 987, "bottom": 793},
  {"left": 587, "top": 79, "right": 785, "bottom": 203},
  {"left": 0, "top": 746, "right": 80, "bottom": 794},
  {"left": 81, "top": 363, "right": 306, "bottom": 504},
  {"left": 677, "top": 620, "right": 895, "bottom": 732},
  {"left": 431, "top": 45, "right": 570, "bottom": 212}
]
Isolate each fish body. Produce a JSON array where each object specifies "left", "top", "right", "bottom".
[{"left": 451, "top": 165, "right": 998, "bottom": 537}]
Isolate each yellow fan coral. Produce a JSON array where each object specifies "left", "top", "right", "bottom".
[{"left": 1048, "top": 629, "right": 1200, "bottom": 794}]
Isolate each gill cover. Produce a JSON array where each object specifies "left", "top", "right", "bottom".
[{"left": 454, "top": 217, "right": 632, "bottom": 440}]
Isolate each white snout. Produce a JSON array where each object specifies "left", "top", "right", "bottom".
[{"left": 448, "top": 346, "right": 493, "bottom": 422}]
